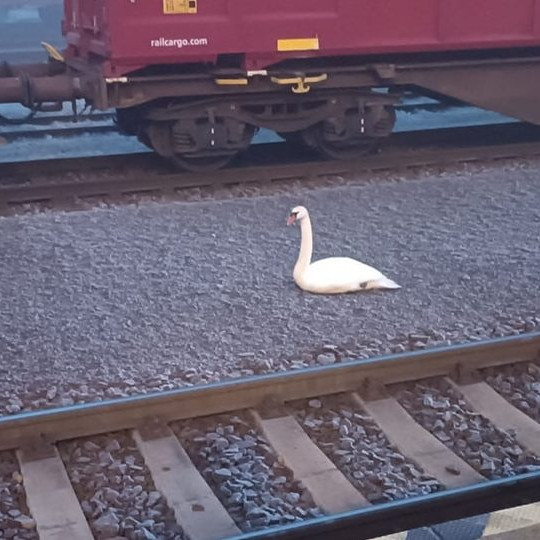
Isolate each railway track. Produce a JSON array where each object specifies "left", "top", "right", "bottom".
[
  {"left": 0, "top": 121, "right": 539, "bottom": 215},
  {"left": 1, "top": 332, "right": 540, "bottom": 539}
]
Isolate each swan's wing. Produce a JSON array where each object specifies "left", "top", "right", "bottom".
[{"left": 305, "top": 257, "right": 384, "bottom": 286}]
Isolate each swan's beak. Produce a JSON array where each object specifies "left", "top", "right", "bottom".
[{"left": 286, "top": 214, "right": 297, "bottom": 226}]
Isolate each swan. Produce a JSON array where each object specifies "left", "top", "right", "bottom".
[{"left": 287, "top": 205, "right": 401, "bottom": 294}]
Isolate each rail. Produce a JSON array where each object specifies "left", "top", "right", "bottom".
[
  {"left": 1, "top": 332, "right": 539, "bottom": 539},
  {"left": 2, "top": 122, "right": 540, "bottom": 215}
]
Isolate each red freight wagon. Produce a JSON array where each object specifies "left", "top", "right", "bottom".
[
  {"left": 3, "top": 0, "right": 540, "bottom": 169},
  {"left": 63, "top": 0, "right": 540, "bottom": 75}
]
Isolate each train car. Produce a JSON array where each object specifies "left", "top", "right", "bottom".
[{"left": 2, "top": 0, "right": 540, "bottom": 169}]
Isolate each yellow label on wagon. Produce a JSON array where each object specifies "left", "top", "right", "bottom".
[
  {"left": 277, "top": 38, "right": 320, "bottom": 52},
  {"left": 163, "top": 0, "right": 197, "bottom": 14}
]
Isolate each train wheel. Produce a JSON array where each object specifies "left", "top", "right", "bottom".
[
  {"left": 142, "top": 117, "right": 255, "bottom": 172},
  {"left": 310, "top": 123, "right": 377, "bottom": 160},
  {"left": 165, "top": 117, "right": 254, "bottom": 171},
  {"left": 309, "top": 105, "right": 395, "bottom": 161},
  {"left": 168, "top": 153, "right": 236, "bottom": 172}
]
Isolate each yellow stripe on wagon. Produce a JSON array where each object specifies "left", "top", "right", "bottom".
[
  {"left": 277, "top": 37, "right": 320, "bottom": 51},
  {"left": 214, "top": 77, "right": 249, "bottom": 86}
]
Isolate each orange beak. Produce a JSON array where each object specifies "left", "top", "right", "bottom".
[{"left": 286, "top": 214, "right": 297, "bottom": 226}]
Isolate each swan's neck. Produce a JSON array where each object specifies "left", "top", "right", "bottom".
[{"left": 294, "top": 216, "right": 313, "bottom": 277}]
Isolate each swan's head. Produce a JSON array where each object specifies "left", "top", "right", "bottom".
[{"left": 287, "top": 205, "right": 308, "bottom": 226}]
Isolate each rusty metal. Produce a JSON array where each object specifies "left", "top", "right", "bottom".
[
  {"left": 127, "top": 88, "right": 399, "bottom": 166},
  {"left": 0, "top": 60, "right": 98, "bottom": 106},
  {"left": 2, "top": 53, "right": 540, "bottom": 144},
  {"left": 0, "top": 328, "right": 538, "bottom": 540},
  {"left": 0, "top": 72, "right": 84, "bottom": 105},
  {"left": 102, "top": 55, "right": 540, "bottom": 124},
  {"left": 0, "top": 331, "right": 538, "bottom": 452}
]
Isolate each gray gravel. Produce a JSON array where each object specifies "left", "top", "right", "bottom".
[
  {"left": 292, "top": 394, "right": 443, "bottom": 503},
  {"left": 59, "top": 431, "right": 185, "bottom": 539},
  {"left": 484, "top": 362, "right": 540, "bottom": 422},
  {"left": 173, "top": 412, "right": 321, "bottom": 531},
  {"left": 392, "top": 378, "right": 540, "bottom": 479},
  {"left": 0, "top": 452, "right": 37, "bottom": 539},
  {"left": 0, "top": 160, "right": 539, "bottom": 412}
]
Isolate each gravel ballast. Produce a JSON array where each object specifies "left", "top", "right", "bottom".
[
  {"left": 0, "top": 160, "right": 539, "bottom": 411},
  {"left": 0, "top": 452, "right": 37, "bottom": 539},
  {"left": 59, "top": 431, "right": 185, "bottom": 540},
  {"left": 484, "top": 362, "right": 540, "bottom": 423},
  {"left": 172, "top": 412, "right": 321, "bottom": 531},
  {"left": 292, "top": 394, "right": 443, "bottom": 503},
  {"left": 391, "top": 378, "right": 540, "bottom": 479}
]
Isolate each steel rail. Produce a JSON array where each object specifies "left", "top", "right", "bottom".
[
  {"left": 2, "top": 122, "right": 540, "bottom": 214},
  {"left": 1, "top": 332, "right": 538, "bottom": 452},
  {"left": 0, "top": 120, "right": 537, "bottom": 181},
  {"left": 1, "top": 332, "right": 539, "bottom": 539}
]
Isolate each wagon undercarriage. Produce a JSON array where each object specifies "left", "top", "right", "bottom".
[{"left": 2, "top": 52, "right": 540, "bottom": 170}]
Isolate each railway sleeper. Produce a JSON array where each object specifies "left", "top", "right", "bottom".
[{"left": 2, "top": 381, "right": 540, "bottom": 538}]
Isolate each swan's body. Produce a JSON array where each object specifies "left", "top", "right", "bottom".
[{"left": 287, "top": 206, "right": 400, "bottom": 294}]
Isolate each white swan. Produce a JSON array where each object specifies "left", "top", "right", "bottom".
[{"left": 287, "top": 205, "right": 401, "bottom": 294}]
